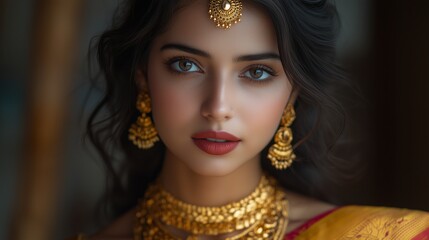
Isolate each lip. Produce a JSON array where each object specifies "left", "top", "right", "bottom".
[
  {"left": 192, "top": 131, "right": 241, "bottom": 155},
  {"left": 192, "top": 131, "right": 241, "bottom": 141}
]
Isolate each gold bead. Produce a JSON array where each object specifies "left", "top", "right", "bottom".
[
  {"left": 222, "top": 0, "right": 231, "bottom": 10},
  {"left": 134, "top": 175, "right": 289, "bottom": 239}
]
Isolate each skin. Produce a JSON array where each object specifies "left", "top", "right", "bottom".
[
  {"left": 144, "top": 0, "right": 291, "bottom": 207},
  {"left": 90, "top": 0, "right": 335, "bottom": 239}
]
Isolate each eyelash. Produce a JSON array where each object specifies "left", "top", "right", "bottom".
[
  {"left": 164, "top": 57, "right": 278, "bottom": 84},
  {"left": 164, "top": 56, "right": 203, "bottom": 75},
  {"left": 240, "top": 64, "right": 278, "bottom": 85}
]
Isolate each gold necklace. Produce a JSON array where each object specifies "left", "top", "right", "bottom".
[{"left": 134, "top": 175, "right": 289, "bottom": 240}]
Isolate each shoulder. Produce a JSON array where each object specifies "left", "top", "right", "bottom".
[
  {"left": 288, "top": 205, "right": 429, "bottom": 239},
  {"left": 339, "top": 205, "right": 429, "bottom": 227},
  {"left": 335, "top": 206, "right": 429, "bottom": 238},
  {"left": 285, "top": 190, "right": 337, "bottom": 233},
  {"left": 81, "top": 208, "right": 137, "bottom": 240},
  {"left": 334, "top": 205, "right": 429, "bottom": 226}
]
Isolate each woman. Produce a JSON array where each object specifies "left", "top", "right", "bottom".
[{"left": 75, "top": 0, "right": 429, "bottom": 239}]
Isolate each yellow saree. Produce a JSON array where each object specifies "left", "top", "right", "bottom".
[{"left": 285, "top": 206, "right": 429, "bottom": 240}]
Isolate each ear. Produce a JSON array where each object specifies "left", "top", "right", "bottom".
[
  {"left": 288, "top": 87, "right": 300, "bottom": 106},
  {"left": 135, "top": 68, "right": 148, "bottom": 92}
]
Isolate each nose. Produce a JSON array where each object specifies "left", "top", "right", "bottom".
[{"left": 200, "top": 73, "right": 234, "bottom": 122}]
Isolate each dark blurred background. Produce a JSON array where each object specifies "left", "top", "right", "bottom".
[{"left": 1, "top": 0, "right": 428, "bottom": 239}]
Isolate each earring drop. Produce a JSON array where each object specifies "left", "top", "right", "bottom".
[
  {"left": 267, "top": 104, "right": 296, "bottom": 170},
  {"left": 128, "top": 93, "right": 159, "bottom": 149}
]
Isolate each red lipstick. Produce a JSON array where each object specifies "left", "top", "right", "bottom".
[{"left": 191, "top": 131, "right": 240, "bottom": 155}]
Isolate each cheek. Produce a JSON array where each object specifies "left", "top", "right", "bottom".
[
  {"left": 148, "top": 73, "right": 198, "bottom": 131},
  {"left": 240, "top": 85, "right": 291, "bottom": 141},
  {"left": 248, "top": 98, "right": 285, "bottom": 132}
]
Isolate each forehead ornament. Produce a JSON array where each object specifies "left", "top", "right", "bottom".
[{"left": 208, "top": 0, "right": 243, "bottom": 29}]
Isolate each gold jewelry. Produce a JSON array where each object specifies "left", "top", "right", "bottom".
[
  {"left": 268, "top": 104, "right": 296, "bottom": 170},
  {"left": 134, "top": 175, "right": 289, "bottom": 240},
  {"left": 128, "top": 93, "right": 159, "bottom": 149},
  {"left": 208, "top": 0, "right": 243, "bottom": 29}
]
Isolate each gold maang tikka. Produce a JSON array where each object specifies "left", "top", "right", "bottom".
[
  {"left": 128, "top": 93, "right": 159, "bottom": 149},
  {"left": 209, "top": 0, "right": 243, "bottom": 29},
  {"left": 268, "top": 104, "right": 296, "bottom": 170}
]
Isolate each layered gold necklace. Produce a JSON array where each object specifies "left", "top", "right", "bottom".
[{"left": 134, "top": 175, "right": 289, "bottom": 240}]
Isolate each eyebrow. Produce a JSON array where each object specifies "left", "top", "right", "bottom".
[
  {"left": 161, "top": 43, "right": 210, "bottom": 58},
  {"left": 235, "top": 53, "right": 280, "bottom": 62},
  {"left": 160, "top": 43, "right": 280, "bottom": 62}
]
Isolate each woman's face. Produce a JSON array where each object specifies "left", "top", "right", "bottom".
[{"left": 139, "top": 0, "right": 293, "bottom": 176}]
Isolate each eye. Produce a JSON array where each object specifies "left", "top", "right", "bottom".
[
  {"left": 170, "top": 58, "right": 201, "bottom": 73},
  {"left": 242, "top": 65, "right": 275, "bottom": 81}
]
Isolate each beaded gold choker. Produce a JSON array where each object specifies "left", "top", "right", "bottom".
[{"left": 134, "top": 175, "right": 289, "bottom": 240}]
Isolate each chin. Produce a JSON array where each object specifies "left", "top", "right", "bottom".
[{"left": 186, "top": 160, "right": 242, "bottom": 177}]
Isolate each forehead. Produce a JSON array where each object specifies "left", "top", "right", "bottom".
[{"left": 154, "top": 0, "right": 279, "bottom": 56}]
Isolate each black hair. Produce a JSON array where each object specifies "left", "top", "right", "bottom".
[{"left": 87, "top": 0, "right": 358, "bottom": 221}]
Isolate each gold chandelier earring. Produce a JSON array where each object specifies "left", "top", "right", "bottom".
[
  {"left": 128, "top": 93, "right": 159, "bottom": 149},
  {"left": 268, "top": 104, "right": 296, "bottom": 170}
]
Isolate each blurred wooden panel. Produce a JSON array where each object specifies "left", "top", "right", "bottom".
[
  {"left": 10, "top": 0, "right": 84, "bottom": 240},
  {"left": 371, "top": 0, "right": 429, "bottom": 210}
]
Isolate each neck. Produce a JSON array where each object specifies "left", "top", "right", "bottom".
[{"left": 158, "top": 151, "right": 263, "bottom": 206}]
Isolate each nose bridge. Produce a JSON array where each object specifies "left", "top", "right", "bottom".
[{"left": 201, "top": 69, "right": 234, "bottom": 121}]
